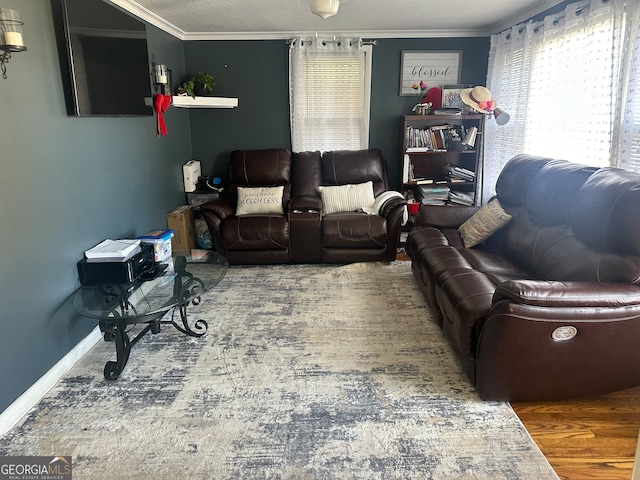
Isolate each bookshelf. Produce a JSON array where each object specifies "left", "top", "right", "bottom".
[{"left": 400, "top": 114, "right": 484, "bottom": 207}]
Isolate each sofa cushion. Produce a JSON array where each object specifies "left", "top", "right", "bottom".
[
  {"left": 458, "top": 199, "right": 512, "bottom": 248},
  {"left": 236, "top": 186, "right": 284, "bottom": 216},
  {"left": 322, "top": 213, "right": 386, "bottom": 248},
  {"left": 229, "top": 149, "right": 292, "bottom": 209},
  {"left": 495, "top": 154, "right": 563, "bottom": 207},
  {"left": 318, "top": 181, "right": 375, "bottom": 215},
  {"left": 435, "top": 267, "right": 496, "bottom": 358},
  {"left": 525, "top": 161, "right": 597, "bottom": 226},
  {"left": 321, "top": 149, "right": 389, "bottom": 196},
  {"left": 571, "top": 167, "right": 640, "bottom": 257},
  {"left": 222, "top": 215, "right": 288, "bottom": 251}
]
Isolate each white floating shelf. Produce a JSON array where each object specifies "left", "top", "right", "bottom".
[
  {"left": 145, "top": 96, "right": 238, "bottom": 109},
  {"left": 173, "top": 96, "right": 238, "bottom": 109}
]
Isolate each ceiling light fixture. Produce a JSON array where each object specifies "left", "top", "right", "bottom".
[{"left": 309, "top": 0, "right": 340, "bottom": 19}]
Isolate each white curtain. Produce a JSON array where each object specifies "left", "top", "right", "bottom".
[
  {"left": 617, "top": 3, "right": 640, "bottom": 172},
  {"left": 289, "top": 37, "right": 369, "bottom": 152},
  {"left": 484, "top": 0, "right": 632, "bottom": 203}
]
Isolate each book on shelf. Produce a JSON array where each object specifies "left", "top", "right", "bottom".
[
  {"left": 406, "top": 147, "right": 430, "bottom": 153},
  {"left": 443, "top": 164, "right": 476, "bottom": 181},
  {"left": 415, "top": 178, "right": 435, "bottom": 185},
  {"left": 405, "top": 124, "right": 467, "bottom": 152},
  {"left": 402, "top": 154, "right": 410, "bottom": 183},
  {"left": 448, "top": 190, "right": 475, "bottom": 206}
]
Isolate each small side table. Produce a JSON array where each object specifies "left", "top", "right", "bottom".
[{"left": 73, "top": 249, "right": 228, "bottom": 380}]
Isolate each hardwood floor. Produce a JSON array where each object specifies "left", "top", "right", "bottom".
[{"left": 512, "top": 385, "right": 640, "bottom": 480}]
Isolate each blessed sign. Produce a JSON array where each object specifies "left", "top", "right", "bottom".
[{"left": 400, "top": 51, "right": 462, "bottom": 96}]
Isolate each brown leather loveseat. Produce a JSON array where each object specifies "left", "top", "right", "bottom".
[
  {"left": 200, "top": 148, "right": 406, "bottom": 265},
  {"left": 406, "top": 154, "right": 640, "bottom": 401}
]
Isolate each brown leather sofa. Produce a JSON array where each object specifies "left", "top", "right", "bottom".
[
  {"left": 406, "top": 154, "right": 640, "bottom": 401},
  {"left": 200, "top": 148, "right": 406, "bottom": 265}
]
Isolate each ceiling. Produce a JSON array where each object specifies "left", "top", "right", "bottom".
[{"left": 107, "top": 0, "right": 564, "bottom": 40}]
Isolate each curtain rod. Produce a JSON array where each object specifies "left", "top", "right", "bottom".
[
  {"left": 496, "top": 0, "right": 606, "bottom": 37},
  {"left": 286, "top": 38, "right": 377, "bottom": 46}
]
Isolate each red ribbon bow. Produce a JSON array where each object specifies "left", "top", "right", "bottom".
[{"left": 154, "top": 94, "right": 172, "bottom": 137}]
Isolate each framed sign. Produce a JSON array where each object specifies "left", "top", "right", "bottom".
[
  {"left": 442, "top": 84, "right": 474, "bottom": 109},
  {"left": 399, "top": 50, "right": 462, "bottom": 96}
]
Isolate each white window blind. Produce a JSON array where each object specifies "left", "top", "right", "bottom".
[
  {"left": 523, "top": 0, "right": 623, "bottom": 167},
  {"left": 289, "top": 38, "right": 371, "bottom": 152},
  {"left": 618, "top": 6, "right": 640, "bottom": 172},
  {"left": 484, "top": 0, "right": 635, "bottom": 203}
]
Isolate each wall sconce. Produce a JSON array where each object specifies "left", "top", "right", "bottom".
[
  {"left": 0, "top": 8, "right": 26, "bottom": 79},
  {"left": 153, "top": 63, "right": 171, "bottom": 96}
]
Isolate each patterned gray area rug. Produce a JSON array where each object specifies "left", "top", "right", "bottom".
[{"left": 1, "top": 262, "right": 558, "bottom": 479}]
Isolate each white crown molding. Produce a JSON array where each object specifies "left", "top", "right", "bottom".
[
  {"left": 181, "top": 29, "right": 492, "bottom": 41},
  {"left": 106, "top": 0, "right": 187, "bottom": 39}
]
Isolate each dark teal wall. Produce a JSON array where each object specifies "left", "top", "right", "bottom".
[
  {"left": 184, "top": 37, "right": 490, "bottom": 189},
  {"left": 0, "top": 1, "right": 191, "bottom": 413},
  {"left": 184, "top": 40, "right": 290, "bottom": 173},
  {"left": 0, "top": 3, "right": 490, "bottom": 416}
]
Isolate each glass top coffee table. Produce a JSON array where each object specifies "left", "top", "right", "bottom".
[{"left": 73, "top": 249, "right": 228, "bottom": 380}]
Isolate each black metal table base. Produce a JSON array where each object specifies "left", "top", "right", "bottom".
[{"left": 98, "top": 302, "right": 208, "bottom": 381}]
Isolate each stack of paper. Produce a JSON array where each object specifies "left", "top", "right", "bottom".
[{"left": 84, "top": 239, "right": 141, "bottom": 263}]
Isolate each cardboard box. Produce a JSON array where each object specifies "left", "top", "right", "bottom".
[{"left": 166, "top": 205, "right": 197, "bottom": 251}]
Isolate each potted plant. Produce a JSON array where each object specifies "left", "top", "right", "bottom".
[{"left": 176, "top": 71, "right": 216, "bottom": 98}]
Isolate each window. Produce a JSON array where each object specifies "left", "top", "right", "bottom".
[
  {"left": 289, "top": 38, "right": 372, "bottom": 152},
  {"left": 619, "top": 11, "right": 640, "bottom": 173},
  {"left": 484, "top": 0, "right": 640, "bottom": 203}
]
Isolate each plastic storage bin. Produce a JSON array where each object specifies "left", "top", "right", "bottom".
[{"left": 138, "top": 229, "right": 174, "bottom": 263}]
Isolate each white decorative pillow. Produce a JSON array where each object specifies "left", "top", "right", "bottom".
[
  {"left": 236, "top": 186, "right": 284, "bottom": 216},
  {"left": 318, "top": 181, "right": 376, "bottom": 215},
  {"left": 458, "top": 199, "right": 512, "bottom": 248}
]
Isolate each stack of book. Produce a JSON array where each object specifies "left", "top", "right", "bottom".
[
  {"left": 416, "top": 184, "right": 450, "bottom": 205},
  {"left": 443, "top": 164, "right": 475, "bottom": 182},
  {"left": 448, "top": 190, "right": 475, "bottom": 206}
]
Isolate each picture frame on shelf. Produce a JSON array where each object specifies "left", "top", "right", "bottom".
[
  {"left": 442, "top": 84, "right": 474, "bottom": 109},
  {"left": 399, "top": 51, "right": 462, "bottom": 96}
]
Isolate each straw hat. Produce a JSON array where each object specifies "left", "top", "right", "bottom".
[{"left": 460, "top": 86, "right": 496, "bottom": 113}]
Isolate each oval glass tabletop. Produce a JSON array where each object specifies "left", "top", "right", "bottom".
[{"left": 73, "top": 249, "right": 229, "bottom": 320}]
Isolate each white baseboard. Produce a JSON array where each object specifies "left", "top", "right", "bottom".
[{"left": 0, "top": 326, "right": 102, "bottom": 436}]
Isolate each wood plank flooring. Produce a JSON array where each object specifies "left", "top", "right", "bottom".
[{"left": 512, "top": 385, "right": 640, "bottom": 480}]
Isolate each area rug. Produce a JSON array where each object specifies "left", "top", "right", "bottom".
[{"left": 0, "top": 262, "right": 558, "bottom": 479}]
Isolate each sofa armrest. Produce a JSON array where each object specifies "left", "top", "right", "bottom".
[
  {"left": 414, "top": 204, "right": 479, "bottom": 228},
  {"left": 379, "top": 195, "right": 406, "bottom": 218},
  {"left": 290, "top": 195, "right": 322, "bottom": 212},
  {"left": 200, "top": 197, "right": 235, "bottom": 221},
  {"left": 494, "top": 280, "right": 640, "bottom": 308}
]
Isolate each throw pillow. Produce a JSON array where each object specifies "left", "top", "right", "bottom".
[
  {"left": 236, "top": 186, "right": 284, "bottom": 216},
  {"left": 318, "top": 181, "right": 376, "bottom": 215},
  {"left": 458, "top": 199, "right": 512, "bottom": 248}
]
